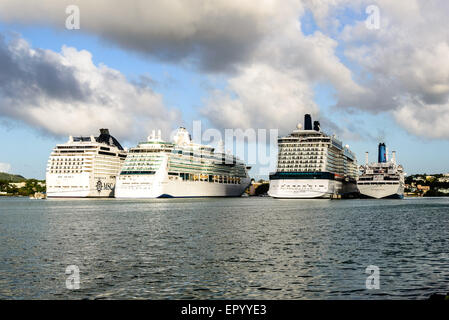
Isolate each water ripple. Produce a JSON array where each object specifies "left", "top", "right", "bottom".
[{"left": 0, "top": 197, "right": 448, "bottom": 299}]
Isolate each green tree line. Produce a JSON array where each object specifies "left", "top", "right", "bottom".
[{"left": 0, "top": 179, "right": 46, "bottom": 196}]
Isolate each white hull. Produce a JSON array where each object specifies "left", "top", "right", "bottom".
[
  {"left": 268, "top": 179, "right": 343, "bottom": 199},
  {"left": 45, "top": 129, "right": 126, "bottom": 198},
  {"left": 115, "top": 174, "right": 251, "bottom": 198},
  {"left": 116, "top": 148, "right": 250, "bottom": 198},
  {"left": 358, "top": 183, "right": 404, "bottom": 199},
  {"left": 358, "top": 144, "right": 405, "bottom": 199},
  {"left": 46, "top": 173, "right": 117, "bottom": 198}
]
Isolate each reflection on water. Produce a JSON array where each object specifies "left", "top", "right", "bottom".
[{"left": 0, "top": 197, "right": 448, "bottom": 299}]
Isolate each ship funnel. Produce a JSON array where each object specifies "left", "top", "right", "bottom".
[
  {"left": 392, "top": 151, "right": 396, "bottom": 164},
  {"left": 100, "top": 128, "right": 110, "bottom": 135},
  {"left": 386, "top": 147, "right": 389, "bottom": 162},
  {"left": 378, "top": 143, "right": 387, "bottom": 163},
  {"left": 304, "top": 114, "right": 312, "bottom": 130},
  {"left": 365, "top": 152, "right": 369, "bottom": 165},
  {"left": 313, "top": 121, "right": 321, "bottom": 131}
]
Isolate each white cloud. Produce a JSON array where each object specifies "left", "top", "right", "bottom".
[
  {"left": 0, "top": 0, "right": 364, "bottom": 135},
  {"left": 0, "top": 34, "right": 181, "bottom": 141},
  {"left": 0, "top": 0, "right": 282, "bottom": 72},
  {"left": 202, "top": 63, "right": 319, "bottom": 133},
  {"left": 201, "top": 1, "right": 364, "bottom": 133},
  {"left": 393, "top": 100, "right": 449, "bottom": 139},
  {"left": 296, "top": 0, "right": 449, "bottom": 139},
  {"left": 1, "top": 0, "right": 449, "bottom": 140},
  {"left": 0, "top": 162, "right": 12, "bottom": 173},
  {"left": 333, "top": 0, "right": 449, "bottom": 137}
]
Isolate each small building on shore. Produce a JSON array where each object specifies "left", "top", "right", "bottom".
[{"left": 10, "top": 182, "right": 26, "bottom": 188}]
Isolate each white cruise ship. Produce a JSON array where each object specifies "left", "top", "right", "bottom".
[
  {"left": 357, "top": 143, "right": 405, "bottom": 199},
  {"left": 115, "top": 128, "right": 251, "bottom": 198},
  {"left": 46, "top": 129, "right": 127, "bottom": 198},
  {"left": 268, "top": 114, "right": 358, "bottom": 199}
]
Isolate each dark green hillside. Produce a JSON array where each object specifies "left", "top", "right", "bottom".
[{"left": 0, "top": 172, "right": 26, "bottom": 182}]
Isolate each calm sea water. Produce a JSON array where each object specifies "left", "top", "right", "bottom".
[{"left": 0, "top": 196, "right": 448, "bottom": 299}]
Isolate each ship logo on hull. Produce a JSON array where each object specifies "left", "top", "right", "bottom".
[
  {"left": 96, "top": 180, "right": 114, "bottom": 193},
  {"left": 96, "top": 180, "right": 102, "bottom": 193}
]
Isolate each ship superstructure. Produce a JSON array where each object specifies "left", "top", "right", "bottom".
[
  {"left": 268, "top": 114, "right": 358, "bottom": 198},
  {"left": 357, "top": 143, "right": 405, "bottom": 199},
  {"left": 46, "top": 129, "right": 127, "bottom": 198},
  {"left": 115, "top": 128, "right": 251, "bottom": 198}
]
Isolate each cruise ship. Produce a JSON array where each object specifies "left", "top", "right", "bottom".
[
  {"left": 357, "top": 143, "right": 405, "bottom": 199},
  {"left": 46, "top": 129, "right": 127, "bottom": 198},
  {"left": 115, "top": 127, "right": 251, "bottom": 198},
  {"left": 268, "top": 114, "right": 358, "bottom": 199}
]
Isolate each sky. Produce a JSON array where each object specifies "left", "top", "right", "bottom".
[{"left": 1, "top": 0, "right": 449, "bottom": 180}]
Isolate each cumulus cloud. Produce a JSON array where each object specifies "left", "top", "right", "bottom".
[
  {"left": 0, "top": 34, "right": 180, "bottom": 141},
  {"left": 201, "top": 1, "right": 364, "bottom": 133},
  {"left": 393, "top": 100, "right": 449, "bottom": 139},
  {"left": 0, "top": 162, "right": 12, "bottom": 173},
  {"left": 0, "top": 0, "right": 281, "bottom": 72},
  {"left": 202, "top": 63, "right": 318, "bottom": 133},
  {"left": 0, "top": 0, "right": 377, "bottom": 136},
  {"left": 332, "top": 0, "right": 449, "bottom": 138},
  {"left": 1, "top": 0, "right": 449, "bottom": 140}
]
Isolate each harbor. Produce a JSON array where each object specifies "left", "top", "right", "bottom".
[
  {"left": 20, "top": 114, "right": 413, "bottom": 200},
  {"left": 2, "top": 116, "right": 449, "bottom": 200},
  {"left": 1, "top": 0, "right": 449, "bottom": 309},
  {"left": 1, "top": 196, "right": 448, "bottom": 299}
]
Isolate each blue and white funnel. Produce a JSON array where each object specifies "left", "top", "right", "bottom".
[{"left": 378, "top": 143, "right": 387, "bottom": 163}]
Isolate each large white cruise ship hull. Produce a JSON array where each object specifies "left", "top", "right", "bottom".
[
  {"left": 268, "top": 115, "right": 359, "bottom": 200},
  {"left": 268, "top": 171, "right": 358, "bottom": 199},
  {"left": 115, "top": 127, "right": 251, "bottom": 199},
  {"left": 358, "top": 183, "right": 404, "bottom": 199},
  {"left": 268, "top": 178, "right": 341, "bottom": 199},
  {"left": 46, "top": 173, "right": 117, "bottom": 198},
  {"left": 358, "top": 143, "right": 405, "bottom": 199},
  {"left": 45, "top": 129, "right": 126, "bottom": 198},
  {"left": 115, "top": 175, "right": 250, "bottom": 198}
]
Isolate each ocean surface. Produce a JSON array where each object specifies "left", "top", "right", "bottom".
[{"left": 0, "top": 196, "right": 448, "bottom": 300}]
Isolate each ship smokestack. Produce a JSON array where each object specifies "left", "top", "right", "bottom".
[
  {"left": 100, "top": 128, "right": 110, "bottom": 135},
  {"left": 304, "top": 114, "right": 312, "bottom": 130},
  {"left": 313, "top": 121, "right": 321, "bottom": 131},
  {"left": 386, "top": 147, "right": 389, "bottom": 162},
  {"left": 378, "top": 143, "right": 386, "bottom": 163},
  {"left": 392, "top": 151, "right": 396, "bottom": 164},
  {"left": 365, "top": 152, "right": 369, "bottom": 165}
]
